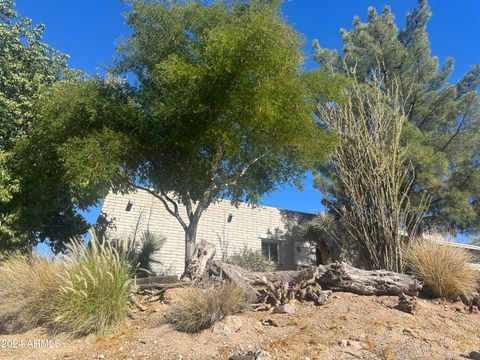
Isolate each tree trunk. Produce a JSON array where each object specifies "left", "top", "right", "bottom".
[{"left": 184, "top": 224, "right": 198, "bottom": 274}]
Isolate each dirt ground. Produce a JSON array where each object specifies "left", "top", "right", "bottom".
[{"left": 1, "top": 292, "right": 480, "bottom": 360}]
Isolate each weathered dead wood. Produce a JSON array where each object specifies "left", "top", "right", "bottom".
[
  {"left": 127, "top": 309, "right": 138, "bottom": 320},
  {"left": 208, "top": 261, "right": 421, "bottom": 299},
  {"left": 210, "top": 261, "right": 257, "bottom": 297},
  {"left": 316, "top": 262, "right": 422, "bottom": 296},
  {"left": 136, "top": 282, "right": 184, "bottom": 291},
  {"left": 128, "top": 292, "right": 147, "bottom": 312},
  {"left": 135, "top": 275, "right": 179, "bottom": 286},
  {"left": 183, "top": 241, "right": 216, "bottom": 280},
  {"left": 207, "top": 262, "right": 331, "bottom": 309},
  {"left": 135, "top": 246, "right": 421, "bottom": 309}
]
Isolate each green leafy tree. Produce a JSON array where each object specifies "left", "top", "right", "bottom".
[
  {"left": 0, "top": 0, "right": 68, "bottom": 149},
  {"left": 7, "top": 79, "right": 133, "bottom": 252},
  {"left": 0, "top": 0, "right": 85, "bottom": 252},
  {"left": 314, "top": 0, "right": 480, "bottom": 235},
  {"left": 23, "top": 0, "right": 337, "bottom": 270}
]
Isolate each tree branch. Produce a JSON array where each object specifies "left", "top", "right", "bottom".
[
  {"left": 440, "top": 101, "right": 473, "bottom": 152},
  {"left": 225, "top": 154, "right": 266, "bottom": 188},
  {"left": 185, "top": 192, "right": 193, "bottom": 221},
  {"left": 129, "top": 181, "right": 188, "bottom": 231}
]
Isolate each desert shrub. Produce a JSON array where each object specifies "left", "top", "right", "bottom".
[
  {"left": 0, "top": 253, "right": 65, "bottom": 333},
  {"left": 404, "top": 240, "right": 479, "bottom": 299},
  {"left": 132, "top": 231, "right": 165, "bottom": 276},
  {"left": 166, "top": 283, "right": 251, "bottom": 332},
  {"left": 226, "top": 247, "right": 274, "bottom": 272},
  {"left": 53, "top": 239, "right": 132, "bottom": 336},
  {"left": 318, "top": 74, "right": 427, "bottom": 272}
]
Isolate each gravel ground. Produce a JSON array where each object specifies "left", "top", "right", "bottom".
[{"left": 1, "top": 292, "right": 480, "bottom": 359}]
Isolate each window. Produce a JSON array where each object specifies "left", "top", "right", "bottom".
[{"left": 261, "top": 241, "right": 279, "bottom": 263}]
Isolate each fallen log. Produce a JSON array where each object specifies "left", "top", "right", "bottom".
[
  {"left": 134, "top": 242, "right": 421, "bottom": 308},
  {"left": 136, "top": 282, "right": 184, "bottom": 291},
  {"left": 208, "top": 261, "right": 421, "bottom": 298},
  {"left": 135, "top": 275, "right": 179, "bottom": 286},
  {"left": 316, "top": 262, "right": 422, "bottom": 296},
  {"left": 210, "top": 261, "right": 257, "bottom": 297},
  {"left": 208, "top": 262, "right": 332, "bottom": 309}
]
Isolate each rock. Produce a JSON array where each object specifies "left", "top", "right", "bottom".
[
  {"left": 346, "top": 340, "right": 363, "bottom": 349},
  {"left": 338, "top": 339, "right": 363, "bottom": 349},
  {"left": 97, "top": 355, "right": 105, "bottom": 360},
  {"left": 461, "top": 292, "right": 480, "bottom": 313},
  {"left": 212, "top": 315, "right": 243, "bottom": 335},
  {"left": 229, "top": 349, "right": 273, "bottom": 360},
  {"left": 254, "top": 350, "right": 274, "bottom": 360},
  {"left": 355, "top": 334, "right": 367, "bottom": 342},
  {"left": 226, "top": 315, "right": 243, "bottom": 332},
  {"left": 229, "top": 355, "right": 255, "bottom": 360},
  {"left": 228, "top": 350, "right": 256, "bottom": 360},
  {"left": 466, "top": 351, "right": 480, "bottom": 360},
  {"left": 261, "top": 318, "right": 281, "bottom": 327},
  {"left": 272, "top": 304, "right": 297, "bottom": 314},
  {"left": 395, "top": 293, "right": 419, "bottom": 315}
]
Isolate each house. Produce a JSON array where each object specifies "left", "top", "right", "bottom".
[{"left": 99, "top": 189, "right": 337, "bottom": 276}]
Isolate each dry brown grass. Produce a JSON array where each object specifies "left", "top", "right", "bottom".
[
  {"left": 0, "top": 253, "right": 65, "bottom": 333},
  {"left": 166, "top": 283, "right": 251, "bottom": 333},
  {"left": 404, "top": 240, "right": 479, "bottom": 299}
]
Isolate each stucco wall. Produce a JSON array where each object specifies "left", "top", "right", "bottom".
[{"left": 100, "top": 190, "right": 314, "bottom": 276}]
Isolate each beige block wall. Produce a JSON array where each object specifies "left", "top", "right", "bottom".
[{"left": 101, "top": 190, "right": 313, "bottom": 276}]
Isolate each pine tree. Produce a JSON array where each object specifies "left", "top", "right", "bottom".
[{"left": 314, "top": 0, "right": 480, "bottom": 234}]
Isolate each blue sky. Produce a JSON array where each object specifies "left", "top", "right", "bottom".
[{"left": 15, "top": 1, "right": 480, "bottom": 228}]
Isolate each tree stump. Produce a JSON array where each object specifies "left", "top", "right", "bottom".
[{"left": 183, "top": 241, "right": 216, "bottom": 280}]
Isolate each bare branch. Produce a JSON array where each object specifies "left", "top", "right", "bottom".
[
  {"left": 318, "top": 71, "right": 427, "bottom": 272},
  {"left": 129, "top": 181, "right": 188, "bottom": 231},
  {"left": 225, "top": 154, "right": 267, "bottom": 188}
]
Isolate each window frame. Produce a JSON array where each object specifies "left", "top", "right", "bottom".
[{"left": 261, "top": 240, "right": 279, "bottom": 263}]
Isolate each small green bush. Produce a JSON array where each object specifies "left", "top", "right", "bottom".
[
  {"left": 166, "top": 283, "right": 251, "bottom": 333},
  {"left": 53, "top": 239, "right": 132, "bottom": 335},
  {"left": 405, "top": 239, "right": 479, "bottom": 299},
  {"left": 226, "top": 247, "right": 274, "bottom": 272}
]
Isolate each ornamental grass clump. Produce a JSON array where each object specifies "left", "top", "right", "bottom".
[
  {"left": 0, "top": 253, "right": 64, "bottom": 333},
  {"left": 404, "top": 239, "right": 479, "bottom": 299},
  {"left": 166, "top": 283, "right": 251, "bottom": 333},
  {"left": 53, "top": 239, "right": 132, "bottom": 336}
]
